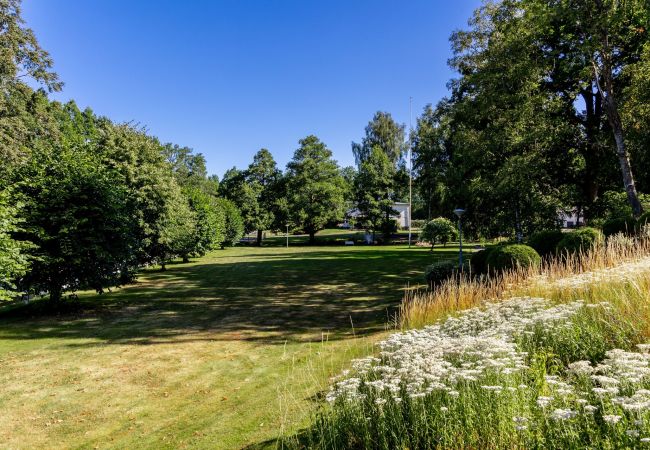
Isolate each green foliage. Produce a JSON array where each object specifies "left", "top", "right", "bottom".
[
  {"left": 424, "top": 260, "right": 458, "bottom": 286},
  {"left": 217, "top": 198, "right": 244, "bottom": 248},
  {"left": 485, "top": 244, "right": 541, "bottom": 272},
  {"left": 527, "top": 230, "right": 565, "bottom": 257},
  {"left": 410, "top": 219, "right": 426, "bottom": 229},
  {"left": 0, "top": 191, "right": 31, "bottom": 301},
  {"left": 18, "top": 147, "right": 136, "bottom": 301},
  {"left": 602, "top": 216, "right": 636, "bottom": 237},
  {"left": 286, "top": 136, "right": 345, "bottom": 244},
  {"left": 470, "top": 247, "right": 497, "bottom": 275},
  {"left": 351, "top": 111, "right": 405, "bottom": 166},
  {"left": 419, "top": 217, "right": 457, "bottom": 250},
  {"left": 354, "top": 146, "right": 398, "bottom": 241},
  {"left": 184, "top": 187, "right": 225, "bottom": 257},
  {"left": 556, "top": 227, "right": 604, "bottom": 255},
  {"left": 157, "top": 189, "right": 197, "bottom": 267},
  {"left": 597, "top": 191, "right": 650, "bottom": 220}
]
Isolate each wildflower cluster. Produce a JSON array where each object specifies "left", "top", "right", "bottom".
[{"left": 327, "top": 297, "right": 583, "bottom": 403}]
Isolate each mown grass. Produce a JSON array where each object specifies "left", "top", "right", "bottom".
[{"left": 0, "top": 232, "right": 459, "bottom": 449}]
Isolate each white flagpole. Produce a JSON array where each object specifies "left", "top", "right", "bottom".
[{"left": 408, "top": 96, "right": 413, "bottom": 248}]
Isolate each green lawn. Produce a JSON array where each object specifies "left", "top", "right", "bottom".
[{"left": 0, "top": 234, "right": 460, "bottom": 449}]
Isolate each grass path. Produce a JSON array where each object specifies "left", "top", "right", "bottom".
[{"left": 0, "top": 242, "right": 457, "bottom": 449}]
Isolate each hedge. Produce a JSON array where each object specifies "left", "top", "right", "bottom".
[
  {"left": 556, "top": 227, "right": 604, "bottom": 254},
  {"left": 485, "top": 244, "right": 541, "bottom": 272},
  {"left": 527, "top": 230, "right": 564, "bottom": 257}
]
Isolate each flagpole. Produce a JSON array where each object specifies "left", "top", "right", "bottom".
[{"left": 408, "top": 96, "right": 413, "bottom": 248}]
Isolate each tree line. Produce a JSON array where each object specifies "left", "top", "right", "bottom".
[
  {"left": 0, "top": 1, "right": 244, "bottom": 302},
  {"left": 410, "top": 0, "right": 650, "bottom": 239}
]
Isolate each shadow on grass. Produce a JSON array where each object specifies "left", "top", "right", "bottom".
[{"left": 0, "top": 248, "right": 459, "bottom": 347}]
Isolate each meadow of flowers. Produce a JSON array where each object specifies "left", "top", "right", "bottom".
[{"left": 303, "top": 232, "right": 650, "bottom": 449}]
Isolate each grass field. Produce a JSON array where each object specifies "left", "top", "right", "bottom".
[{"left": 0, "top": 233, "right": 457, "bottom": 449}]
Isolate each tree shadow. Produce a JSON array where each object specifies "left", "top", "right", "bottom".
[{"left": 0, "top": 248, "right": 459, "bottom": 347}]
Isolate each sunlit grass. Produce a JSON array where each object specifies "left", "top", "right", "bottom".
[{"left": 0, "top": 239, "right": 455, "bottom": 449}]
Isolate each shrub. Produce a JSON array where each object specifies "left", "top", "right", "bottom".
[
  {"left": 601, "top": 216, "right": 635, "bottom": 237},
  {"left": 556, "top": 227, "right": 603, "bottom": 254},
  {"left": 527, "top": 230, "right": 564, "bottom": 257},
  {"left": 424, "top": 260, "right": 458, "bottom": 286},
  {"left": 470, "top": 247, "right": 496, "bottom": 274},
  {"left": 485, "top": 244, "right": 541, "bottom": 272},
  {"left": 410, "top": 219, "right": 426, "bottom": 229},
  {"left": 420, "top": 218, "right": 458, "bottom": 250}
]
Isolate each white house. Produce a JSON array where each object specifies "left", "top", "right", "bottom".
[
  {"left": 558, "top": 210, "right": 583, "bottom": 228},
  {"left": 392, "top": 202, "right": 411, "bottom": 228},
  {"left": 342, "top": 202, "right": 411, "bottom": 229}
]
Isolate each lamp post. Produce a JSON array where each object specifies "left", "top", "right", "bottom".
[
  {"left": 454, "top": 208, "right": 466, "bottom": 271},
  {"left": 286, "top": 224, "right": 289, "bottom": 248}
]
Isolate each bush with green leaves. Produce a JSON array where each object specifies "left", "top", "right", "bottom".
[
  {"left": 485, "top": 244, "right": 541, "bottom": 272},
  {"left": 470, "top": 246, "right": 498, "bottom": 274},
  {"left": 410, "top": 219, "right": 426, "bottom": 229},
  {"left": 602, "top": 216, "right": 636, "bottom": 237},
  {"left": 0, "top": 191, "right": 31, "bottom": 301},
  {"left": 424, "top": 260, "right": 459, "bottom": 286},
  {"left": 527, "top": 230, "right": 564, "bottom": 257},
  {"left": 217, "top": 198, "right": 244, "bottom": 248},
  {"left": 419, "top": 218, "right": 458, "bottom": 250},
  {"left": 556, "top": 227, "right": 604, "bottom": 255}
]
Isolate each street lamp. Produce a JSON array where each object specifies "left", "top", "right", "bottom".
[{"left": 454, "top": 208, "right": 466, "bottom": 271}]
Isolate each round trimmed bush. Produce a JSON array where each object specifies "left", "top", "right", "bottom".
[
  {"left": 556, "top": 227, "right": 603, "bottom": 254},
  {"left": 470, "top": 247, "right": 496, "bottom": 274},
  {"left": 424, "top": 260, "right": 458, "bottom": 286},
  {"left": 602, "top": 216, "right": 635, "bottom": 237},
  {"left": 485, "top": 244, "right": 541, "bottom": 272},
  {"left": 527, "top": 230, "right": 564, "bottom": 257}
]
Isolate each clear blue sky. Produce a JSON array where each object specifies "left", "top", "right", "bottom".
[{"left": 23, "top": 0, "right": 480, "bottom": 178}]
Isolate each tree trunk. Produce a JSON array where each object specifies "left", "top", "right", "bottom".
[
  {"left": 182, "top": 255, "right": 189, "bottom": 263},
  {"left": 256, "top": 229, "right": 263, "bottom": 246},
  {"left": 160, "top": 261, "right": 167, "bottom": 272},
  {"left": 309, "top": 231, "right": 315, "bottom": 244},
  {"left": 49, "top": 284, "right": 62, "bottom": 303},
  {"left": 593, "top": 48, "right": 643, "bottom": 217}
]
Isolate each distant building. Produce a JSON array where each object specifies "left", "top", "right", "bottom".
[
  {"left": 342, "top": 202, "right": 411, "bottom": 229},
  {"left": 392, "top": 202, "right": 411, "bottom": 228},
  {"left": 558, "top": 210, "right": 583, "bottom": 228}
]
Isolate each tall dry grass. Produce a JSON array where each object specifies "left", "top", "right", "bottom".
[{"left": 399, "top": 230, "right": 650, "bottom": 329}]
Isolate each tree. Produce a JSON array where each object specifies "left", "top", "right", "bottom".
[
  {"left": 286, "top": 136, "right": 345, "bottom": 244},
  {"left": 411, "top": 104, "right": 452, "bottom": 219},
  {"left": 352, "top": 111, "right": 405, "bottom": 166},
  {"left": 352, "top": 112, "right": 406, "bottom": 242},
  {"left": 217, "top": 198, "right": 244, "bottom": 248},
  {"left": 246, "top": 148, "right": 281, "bottom": 245},
  {"left": 183, "top": 186, "right": 225, "bottom": 260},
  {"left": 0, "top": 0, "right": 62, "bottom": 168},
  {"left": 354, "top": 146, "right": 397, "bottom": 242},
  {"left": 157, "top": 188, "right": 196, "bottom": 269},
  {"left": 419, "top": 218, "right": 458, "bottom": 250},
  {"left": 0, "top": 190, "right": 30, "bottom": 300},
  {"left": 531, "top": 0, "right": 647, "bottom": 217},
  {"left": 17, "top": 147, "right": 135, "bottom": 302}
]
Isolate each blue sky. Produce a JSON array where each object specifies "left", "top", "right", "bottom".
[{"left": 23, "top": 0, "right": 480, "bottom": 178}]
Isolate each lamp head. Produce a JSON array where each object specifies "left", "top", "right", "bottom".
[{"left": 453, "top": 208, "right": 466, "bottom": 218}]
